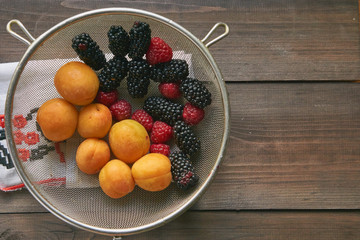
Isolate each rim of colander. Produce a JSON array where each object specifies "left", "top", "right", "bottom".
[{"left": 5, "top": 7, "right": 230, "bottom": 236}]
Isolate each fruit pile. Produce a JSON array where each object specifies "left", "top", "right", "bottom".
[{"left": 36, "top": 21, "right": 213, "bottom": 198}]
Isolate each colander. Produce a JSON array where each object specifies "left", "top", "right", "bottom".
[{"left": 5, "top": 8, "right": 230, "bottom": 237}]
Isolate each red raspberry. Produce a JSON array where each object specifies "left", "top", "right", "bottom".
[
  {"left": 150, "top": 143, "right": 170, "bottom": 156},
  {"left": 131, "top": 109, "right": 153, "bottom": 132},
  {"left": 151, "top": 121, "right": 173, "bottom": 144},
  {"left": 182, "top": 102, "right": 205, "bottom": 125},
  {"left": 158, "top": 82, "right": 181, "bottom": 99},
  {"left": 109, "top": 99, "right": 132, "bottom": 121},
  {"left": 96, "top": 89, "right": 119, "bottom": 107},
  {"left": 146, "top": 37, "right": 173, "bottom": 65}
]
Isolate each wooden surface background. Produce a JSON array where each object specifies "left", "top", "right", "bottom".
[{"left": 1, "top": 0, "right": 360, "bottom": 239}]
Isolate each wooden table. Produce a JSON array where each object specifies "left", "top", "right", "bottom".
[{"left": 1, "top": 1, "right": 360, "bottom": 239}]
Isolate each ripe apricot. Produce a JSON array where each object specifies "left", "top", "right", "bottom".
[
  {"left": 77, "top": 103, "right": 112, "bottom": 138},
  {"left": 54, "top": 61, "right": 99, "bottom": 106},
  {"left": 109, "top": 119, "right": 150, "bottom": 164},
  {"left": 131, "top": 153, "right": 172, "bottom": 192},
  {"left": 76, "top": 138, "right": 110, "bottom": 175},
  {"left": 99, "top": 159, "right": 135, "bottom": 199},
  {"left": 36, "top": 98, "right": 78, "bottom": 142}
]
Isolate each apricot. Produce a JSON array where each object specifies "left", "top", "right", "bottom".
[
  {"left": 109, "top": 119, "right": 150, "bottom": 164},
  {"left": 76, "top": 138, "right": 110, "bottom": 175},
  {"left": 77, "top": 103, "right": 112, "bottom": 138},
  {"left": 54, "top": 61, "right": 99, "bottom": 106},
  {"left": 131, "top": 153, "right": 172, "bottom": 192},
  {"left": 36, "top": 98, "right": 78, "bottom": 142},
  {"left": 99, "top": 159, "right": 135, "bottom": 199}
]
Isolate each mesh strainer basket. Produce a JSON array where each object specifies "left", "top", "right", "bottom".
[{"left": 5, "top": 8, "right": 230, "bottom": 237}]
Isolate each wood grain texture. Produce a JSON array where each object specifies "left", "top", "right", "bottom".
[
  {"left": 1, "top": 1, "right": 360, "bottom": 239},
  {"left": 198, "top": 82, "right": 360, "bottom": 209},
  {"left": 0, "top": 211, "right": 360, "bottom": 240},
  {"left": 1, "top": 0, "right": 359, "bottom": 81},
  {"left": 1, "top": 82, "right": 360, "bottom": 212}
]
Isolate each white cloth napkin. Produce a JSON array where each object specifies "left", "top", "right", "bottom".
[
  {"left": 0, "top": 62, "right": 23, "bottom": 191},
  {"left": 0, "top": 51, "right": 193, "bottom": 191}
]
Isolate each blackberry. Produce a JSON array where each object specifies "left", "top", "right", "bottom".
[
  {"left": 98, "top": 56, "right": 129, "bottom": 92},
  {"left": 126, "top": 59, "right": 151, "bottom": 98},
  {"left": 165, "top": 59, "right": 189, "bottom": 81},
  {"left": 180, "top": 78, "right": 212, "bottom": 109},
  {"left": 127, "top": 75, "right": 150, "bottom": 98},
  {"left": 128, "top": 21, "right": 151, "bottom": 59},
  {"left": 173, "top": 121, "right": 200, "bottom": 156},
  {"left": 98, "top": 74, "right": 119, "bottom": 92},
  {"left": 72, "top": 33, "right": 106, "bottom": 71},
  {"left": 151, "top": 59, "right": 189, "bottom": 83},
  {"left": 108, "top": 25, "right": 130, "bottom": 57},
  {"left": 170, "top": 151, "right": 199, "bottom": 190},
  {"left": 143, "top": 96, "right": 183, "bottom": 126},
  {"left": 128, "top": 59, "right": 151, "bottom": 78}
]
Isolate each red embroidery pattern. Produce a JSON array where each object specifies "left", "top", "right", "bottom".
[
  {"left": 13, "top": 115, "right": 27, "bottom": 129},
  {"left": 0, "top": 115, "right": 4, "bottom": 128},
  {"left": 14, "top": 130, "right": 25, "bottom": 144},
  {"left": 1, "top": 108, "right": 66, "bottom": 190},
  {"left": 24, "top": 132, "right": 40, "bottom": 145},
  {"left": 18, "top": 149, "right": 30, "bottom": 162},
  {"left": 7, "top": 109, "right": 57, "bottom": 163},
  {"left": 54, "top": 142, "right": 65, "bottom": 163}
]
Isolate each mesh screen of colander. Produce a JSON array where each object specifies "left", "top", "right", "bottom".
[{"left": 6, "top": 9, "right": 228, "bottom": 235}]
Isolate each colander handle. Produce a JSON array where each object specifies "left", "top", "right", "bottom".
[
  {"left": 6, "top": 19, "right": 35, "bottom": 46},
  {"left": 201, "top": 22, "right": 229, "bottom": 48}
]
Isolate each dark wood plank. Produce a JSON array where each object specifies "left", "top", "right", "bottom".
[
  {"left": 1, "top": 0, "right": 359, "bottom": 81},
  {"left": 1, "top": 1, "right": 359, "bottom": 239},
  {"left": 198, "top": 82, "right": 360, "bottom": 209},
  {"left": 1, "top": 82, "right": 360, "bottom": 212},
  {"left": 0, "top": 189, "right": 42, "bottom": 213},
  {"left": 0, "top": 210, "right": 360, "bottom": 240}
]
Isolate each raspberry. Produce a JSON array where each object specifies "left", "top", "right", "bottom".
[
  {"left": 158, "top": 82, "right": 182, "bottom": 99},
  {"left": 150, "top": 143, "right": 170, "bottom": 156},
  {"left": 150, "top": 121, "right": 173, "bottom": 144},
  {"left": 109, "top": 99, "right": 132, "bottom": 121},
  {"left": 131, "top": 109, "right": 153, "bottom": 132},
  {"left": 146, "top": 37, "right": 173, "bottom": 65},
  {"left": 95, "top": 90, "right": 119, "bottom": 107},
  {"left": 182, "top": 103, "right": 205, "bottom": 126}
]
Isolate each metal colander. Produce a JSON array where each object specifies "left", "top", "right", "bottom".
[{"left": 5, "top": 8, "right": 230, "bottom": 237}]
